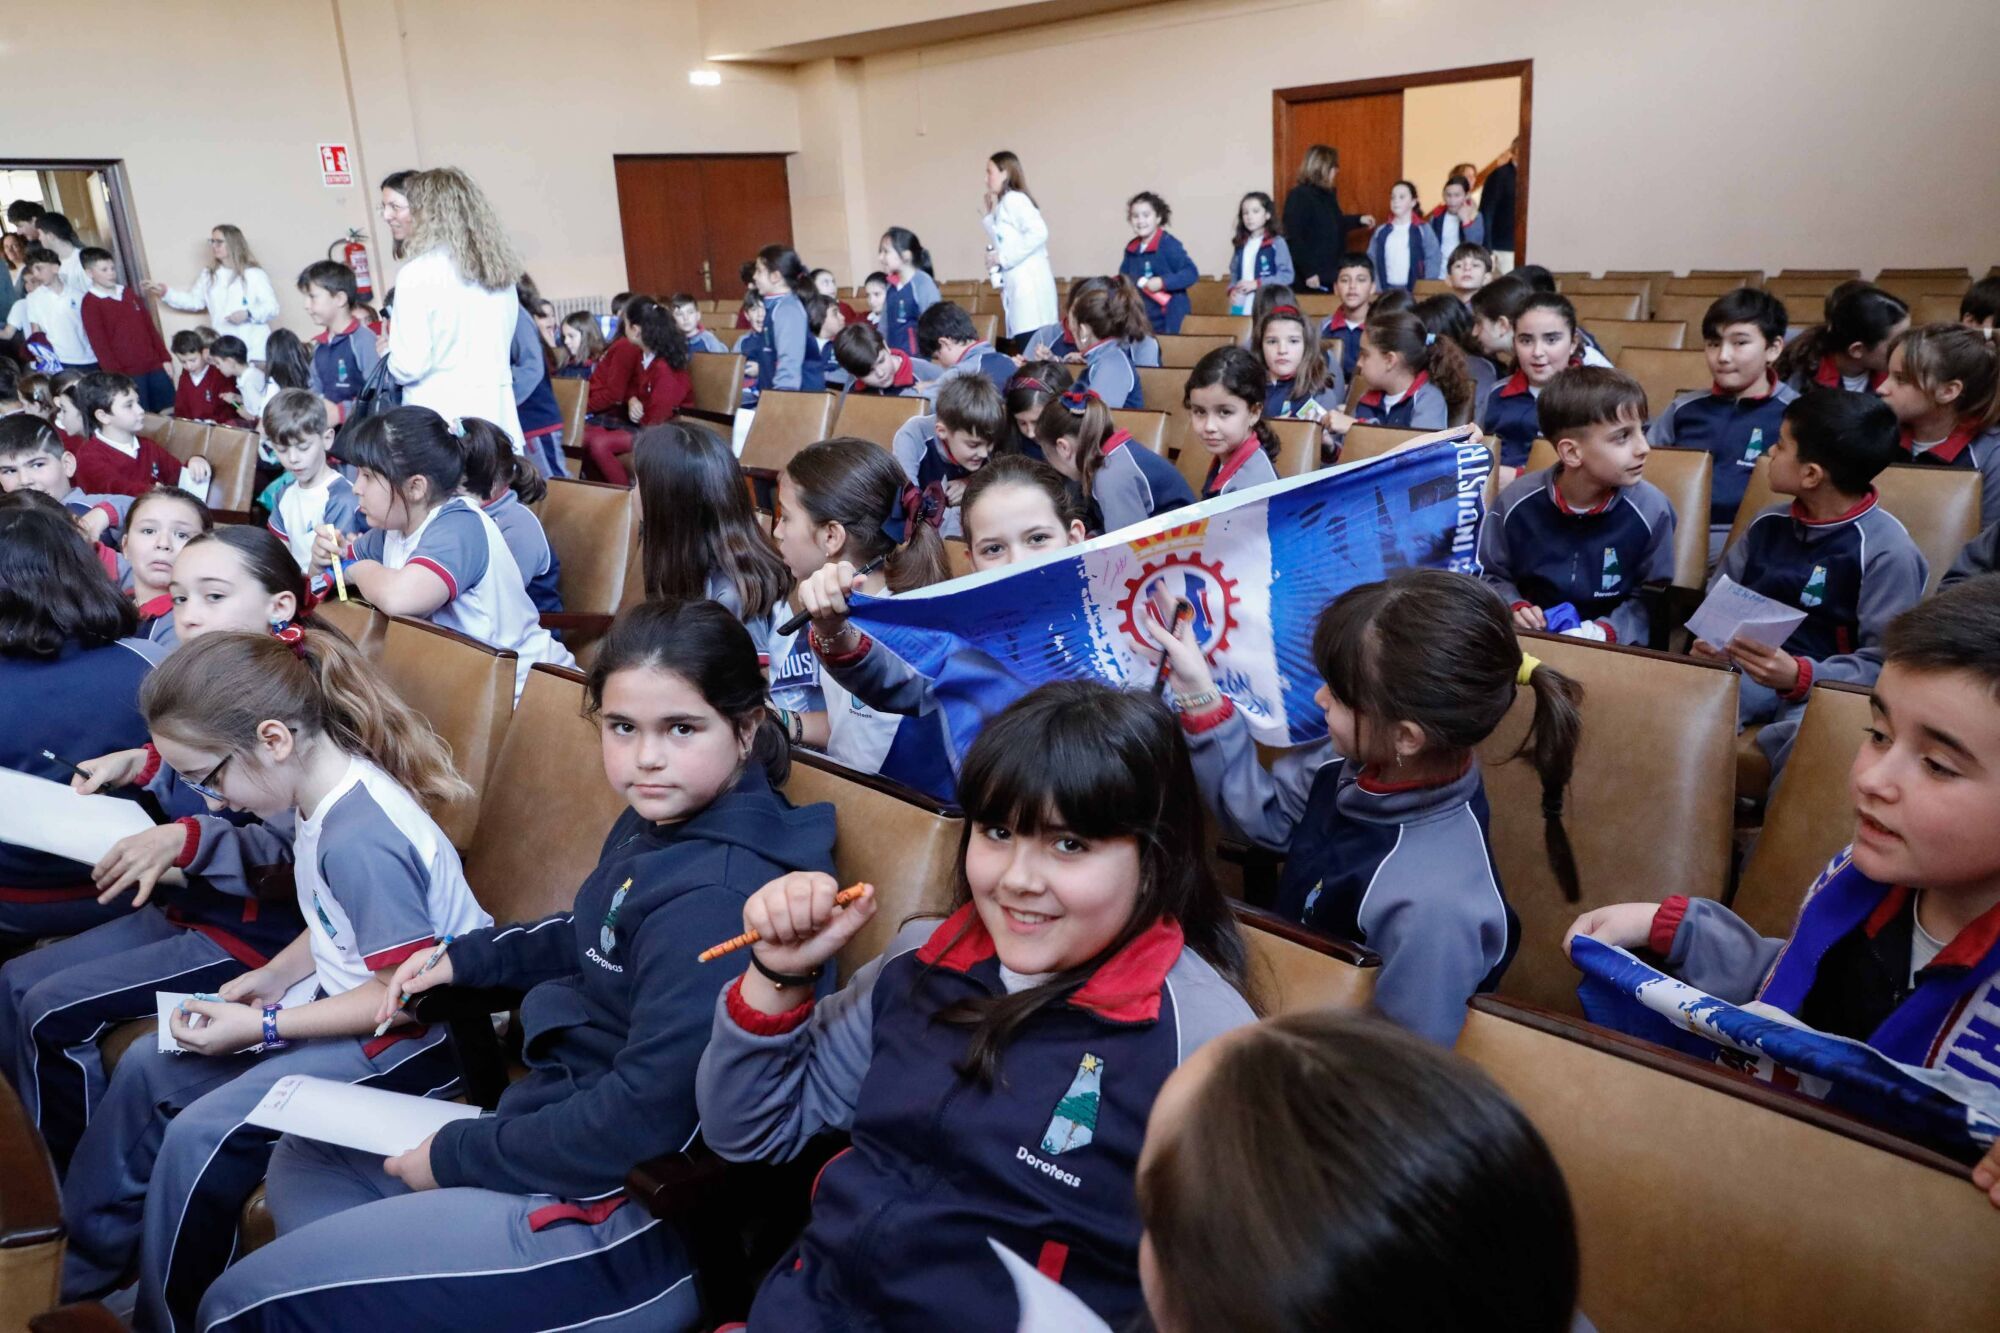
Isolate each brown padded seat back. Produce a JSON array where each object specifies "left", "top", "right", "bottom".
[
  {"left": 1618, "top": 347, "right": 1713, "bottom": 418},
  {"left": 1234, "top": 905, "right": 1379, "bottom": 1016},
  {"left": 830, "top": 392, "right": 925, "bottom": 451},
  {"left": 739, "top": 391, "right": 837, "bottom": 476},
  {"left": 1268, "top": 417, "right": 1320, "bottom": 477},
  {"left": 1476, "top": 633, "right": 1737, "bottom": 1013},
  {"left": 551, "top": 376, "right": 587, "bottom": 443},
  {"left": 1154, "top": 333, "right": 1235, "bottom": 369},
  {"left": 1339, "top": 423, "right": 1425, "bottom": 462},
  {"left": 687, "top": 353, "right": 744, "bottom": 419},
  {"left": 540, "top": 477, "right": 637, "bottom": 617},
  {"left": 1567, "top": 292, "right": 1644, "bottom": 323},
  {"left": 779, "top": 752, "right": 963, "bottom": 983},
  {"left": 162, "top": 417, "right": 209, "bottom": 463},
  {"left": 312, "top": 600, "right": 388, "bottom": 662},
  {"left": 202, "top": 426, "right": 261, "bottom": 512},
  {"left": 0, "top": 1078, "right": 62, "bottom": 1331},
  {"left": 1177, "top": 314, "right": 1250, "bottom": 340},
  {"left": 1107, "top": 409, "right": 1169, "bottom": 457},
  {"left": 1731, "top": 682, "right": 1872, "bottom": 937},
  {"left": 1725, "top": 462, "right": 1979, "bottom": 596},
  {"left": 378, "top": 617, "right": 516, "bottom": 849},
  {"left": 1651, "top": 293, "right": 1718, "bottom": 331},
  {"left": 1586, "top": 318, "right": 1685, "bottom": 361},
  {"left": 1562, "top": 278, "right": 1654, "bottom": 320},
  {"left": 463, "top": 666, "right": 628, "bottom": 924},
  {"left": 1457, "top": 997, "right": 1999, "bottom": 1333}
]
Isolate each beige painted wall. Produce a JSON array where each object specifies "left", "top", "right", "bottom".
[
  {"left": 1402, "top": 77, "right": 1519, "bottom": 215},
  {"left": 839, "top": 0, "right": 2000, "bottom": 282}
]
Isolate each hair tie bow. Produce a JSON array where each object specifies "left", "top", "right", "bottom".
[
  {"left": 880, "top": 482, "right": 949, "bottom": 546},
  {"left": 271, "top": 620, "right": 308, "bottom": 661},
  {"left": 1016, "top": 376, "right": 1051, "bottom": 395},
  {"left": 1516, "top": 652, "right": 1541, "bottom": 687},
  {"left": 1059, "top": 388, "right": 1100, "bottom": 413},
  {"left": 1424, "top": 332, "right": 1437, "bottom": 346},
  {"left": 447, "top": 416, "right": 466, "bottom": 438}
]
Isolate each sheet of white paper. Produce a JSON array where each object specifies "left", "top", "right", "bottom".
[
  {"left": 989, "top": 1238, "right": 1112, "bottom": 1333},
  {"left": 246, "top": 1075, "right": 482, "bottom": 1157},
  {"left": 0, "top": 767, "right": 158, "bottom": 866},
  {"left": 1684, "top": 575, "right": 1807, "bottom": 651}
]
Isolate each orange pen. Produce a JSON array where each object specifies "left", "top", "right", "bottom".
[{"left": 697, "top": 883, "right": 872, "bottom": 962}]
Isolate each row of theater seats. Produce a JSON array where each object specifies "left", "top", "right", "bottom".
[
  {"left": 137, "top": 414, "right": 261, "bottom": 519},
  {"left": 13, "top": 599, "right": 1996, "bottom": 1331}
]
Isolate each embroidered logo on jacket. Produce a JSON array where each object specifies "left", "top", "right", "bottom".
[
  {"left": 1040, "top": 1052, "right": 1103, "bottom": 1155},
  {"left": 1740, "top": 428, "right": 1766, "bottom": 467},
  {"left": 600, "top": 877, "right": 630, "bottom": 956},
  {"left": 1800, "top": 564, "right": 1828, "bottom": 609},
  {"left": 1599, "top": 547, "right": 1623, "bottom": 594}
]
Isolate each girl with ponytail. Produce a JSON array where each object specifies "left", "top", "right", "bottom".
[
  {"left": 456, "top": 415, "right": 562, "bottom": 613},
  {"left": 1152, "top": 568, "right": 1583, "bottom": 1046},
  {"left": 1335, "top": 307, "right": 1474, "bottom": 434},
  {"left": 58, "top": 625, "right": 492, "bottom": 1329},
  {"left": 1778, "top": 282, "right": 1909, "bottom": 394},
  {"left": 1035, "top": 385, "right": 1193, "bottom": 535},
  {"left": 1068, "top": 275, "right": 1151, "bottom": 408},
  {"left": 773, "top": 437, "right": 959, "bottom": 798},
  {"left": 1184, "top": 345, "right": 1283, "bottom": 497},
  {"left": 1256, "top": 301, "right": 1346, "bottom": 423},
  {"left": 1876, "top": 321, "right": 2000, "bottom": 529},
  {"left": 876, "top": 225, "right": 941, "bottom": 358}
]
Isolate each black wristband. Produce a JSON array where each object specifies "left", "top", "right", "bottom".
[{"left": 750, "top": 952, "right": 823, "bottom": 991}]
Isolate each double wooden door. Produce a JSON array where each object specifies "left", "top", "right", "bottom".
[{"left": 613, "top": 154, "right": 793, "bottom": 299}]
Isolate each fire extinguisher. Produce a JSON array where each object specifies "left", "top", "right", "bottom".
[{"left": 330, "top": 229, "right": 373, "bottom": 302}]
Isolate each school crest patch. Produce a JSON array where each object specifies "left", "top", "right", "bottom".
[
  {"left": 1040, "top": 1052, "right": 1103, "bottom": 1155},
  {"left": 1800, "top": 564, "right": 1828, "bottom": 609},
  {"left": 600, "top": 878, "right": 631, "bottom": 956}
]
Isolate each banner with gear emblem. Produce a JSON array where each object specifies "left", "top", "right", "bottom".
[{"left": 840, "top": 430, "right": 1490, "bottom": 764}]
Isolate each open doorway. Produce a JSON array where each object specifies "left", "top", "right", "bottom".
[
  {"left": 1, "top": 160, "right": 149, "bottom": 285},
  {"left": 1273, "top": 61, "right": 1530, "bottom": 272}
]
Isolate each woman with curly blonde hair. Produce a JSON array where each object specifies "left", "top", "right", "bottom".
[
  {"left": 385, "top": 167, "right": 526, "bottom": 447},
  {"left": 144, "top": 223, "right": 281, "bottom": 361}
]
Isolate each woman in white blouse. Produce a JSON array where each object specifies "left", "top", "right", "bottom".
[
  {"left": 143, "top": 224, "right": 280, "bottom": 362},
  {"left": 980, "top": 152, "right": 1057, "bottom": 338},
  {"left": 384, "top": 167, "right": 525, "bottom": 449}
]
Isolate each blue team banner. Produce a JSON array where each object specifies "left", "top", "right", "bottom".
[
  {"left": 844, "top": 431, "right": 1491, "bottom": 761},
  {"left": 1571, "top": 935, "right": 2000, "bottom": 1161}
]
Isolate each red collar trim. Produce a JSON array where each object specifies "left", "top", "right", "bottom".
[
  {"left": 1713, "top": 368, "right": 1778, "bottom": 400},
  {"left": 1212, "top": 436, "right": 1264, "bottom": 489},
  {"left": 1360, "top": 370, "right": 1428, "bottom": 410},
  {"left": 1126, "top": 232, "right": 1162, "bottom": 255},
  {"left": 1863, "top": 884, "right": 1914, "bottom": 938},
  {"left": 889, "top": 272, "right": 907, "bottom": 288},
  {"left": 889, "top": 349, "right": 916, "bottom": 389},
  {"left": 1326, "top": 311, "right": 1366, "bottom": 332},
  {"left": 1101, "top": 429, "right": 1133, "bottom": 456},
  {"left": 1814, "top": 355, "right": 1883, "bottom": 391},
  {"left": 1789, "top": 489, "right": 1877, "bottom": 526},
  {"left": 1900, "top": 420, "right": 1979, "bottom": 465},
  {"left": 1934, "top": 894, "right": 2000, "bottom": 970},
  {"left": 1355, "top": 754, "right": 1473, "bottom": 794},
  {"left": 136, "top": 593, "right": 173, "bottom": 620},
  {"left": 1550, "top": 470, "right": 1616, "bottom": 516},
  {"left": 915, "top": 903, "right": 1185, "bottom": 1022},
  {"left": 1498, "top": 369, "right": 1532, "bottom": 398}
]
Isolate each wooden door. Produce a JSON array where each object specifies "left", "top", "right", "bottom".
[
  {"left": 1275, "top": 93, "right": 1402, "bottom": 252},
  {"left": 613, "top": 154, "right": 794, "bottom": 300}
]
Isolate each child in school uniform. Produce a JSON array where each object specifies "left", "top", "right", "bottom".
[
  {"left": 1, "top": 247, "right": 97, "bottom": 371},
  {"left": 1368, "top": 182, "right": 1444, "bottom": 297},
  {"left": 629, "top": 421, "right": 790, "bottom": 660},
  {"left": 1070, "top": 277, "right": 1151, "bottom": 409},
  {"left": 1649, "top": 289, "right": 1800, "bottom": 563},
  {"left": 832, "top": 322, "right": 923, "bottom": 396},
  {"left": 57, "top": 628, "right": 491, "bottom": 1330},
  {"left": 695, "top": 680, "right": 1255, "bottom": 1332},
  {"left": 170, "top": 330, "right": 237, "bottom": 425},
  {"left": 1480, "top": 367, "right": 1678, "bottom": 645},
  {"left": 580, "top": 301, "right": 690, "bottom": 486},
  {"left": 1446, "top": 242, "right": 1497, "bottom": 302},
  {"left": 1137, "top": 1012, "right": 1580, "bottom": 1333},
  {"left": 123, "top": 489, "right": 214, "bottom": 645},
  {"left": 916, "top": 301, "right": 1014, "bottom": 392},
  {"left": 766, "top": 438, "right": 956, "bottom": 798},
  {"left": 0, "top": 492, "right": 166, "bottom": 941},
  {"left": 1001, "top": 362, "right": 1072, "bottom": 460},
  {"left": 955, "top": 453, "right": 1089, "bottom": 570},
  {"left": 77, "top": 247, "right": 173, "bottom": 412},
  {"left": 195, "top": 601, "right": 838, "bottom": 1333},
  {"left": 262, "top": 391, "right": 363, "bottom": 572},
  {"left": 1572, "top": 576, "right": 2000, "bottom": 1146},
  {"left": 802, "top": 293, "right": 847, "bottom": 391},
  {"left": 0, "top": 527, "right": 316, "bottom": 1176},
  {"left": 1257, "top": 303, "right": 1345, "bottom": 429},
  {"left": 1480, "top": 292, "right": 1587, "bottom": 471},
  {"left": 1157, "top": 568, "right": 1582, "bottom": 1044},
  {"left": 295, "top": 261, "right": 379, "bottom": 426},
  {"left": 1186, "top": 346, "right": 1282, "bottom": 498},
  {"left": 1779, "top": 283, "right": 1909, "bottom": 394},
  {"left": 1035, "top": 386, "right": 1193, "bottom": 535},
  {"left": 1227, "top": 192, "right": 1294, "bottom": 316},
  {"left": 0, "top": 415, "right": 132, "bottom": 558},
  {"left": 734, "top": 293, "right": 769, "bottom": 408},
  {"left": 1322, "top": 311, "right": 1470, "bottom": 447},
  {"left": 308, "top": 406, "right": 574, "bottom": 701},
  {"left": 669, "top": 292, "right": 728, "bottom": 355},
  {"left": 558, "top": 310, "right": 606, "bottom": 378},
  {"left": 1427, "top": 175, "right": 1487, "bottom": 258},
  {"left": 1322, "top": 253, "right": 1377, "bottom": 382},
  {"left": 1876, "top": 322, "right": 2000, "bottom": 530},
  {"left": 73, "top": 371, "right": 210, "bottom": 498},
  {"left": 1695, "top": 389, "right": 1927, "bottom": 775},
  {"left": 892, "top": 376, "right": 1003, "bottom": 536},
  {"left": 459, "top": 417, "right": 562, "bottom": 614},
  {"left": 1416, "top": 293, "right": 1499, "bottom": 417},
  {"left": 877, "top": 226, "right": 942, "bottom": 358},
  {"left": 1120, "top": 191, "right": 1201, "bottom": 334},
  {"left": 510, "top": 298, "right": 569, "bottom": 479},
  {"left": 585, "top": 295, "right": 650, "bottom": 422},
  {"left": 863, "top": 271, "right": 889, "bottom": 329}
]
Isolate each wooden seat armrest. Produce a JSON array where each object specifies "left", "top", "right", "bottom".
[
  {"left": 625, "top": 1146, "right": 730, "bottom": 1223},
  {"left": 1232, "top": 900, "right": 1383, "bottom": 969},
  {"left": 30, "top": 1305, "right": 128, "bottom": 1333},
  {"left": 410, "top": 985, "right": 528, "bottom": 1111},
  {"left": 539, "top": 612, "right": 613, "bottom": 635}
]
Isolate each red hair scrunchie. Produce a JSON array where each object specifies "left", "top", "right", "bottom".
[
  {"left": 270, "top": 620, "right": 308, "bottom": 660},
  {"left": 1059, "top": 387, "right": 1101, "bottom": 413}
]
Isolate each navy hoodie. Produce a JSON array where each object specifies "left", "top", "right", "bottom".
[
  {"left": 1118, "top": 231, "right": 1200, "bottom": 334},
  {"left": 429, "top": 766, "right": 837, "bottom": 1200}
]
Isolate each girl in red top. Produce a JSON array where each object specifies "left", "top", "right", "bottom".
[{"left": 582, "top": 302, "right": 689, "bottom": 485}]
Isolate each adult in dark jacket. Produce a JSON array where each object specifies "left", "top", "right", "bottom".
[
  {"left": 1282, "top": 144, "right": 1374, "bottom": 292},
  {"left": 1480, "top": 141, "right": 1520, "bottom": 256}
]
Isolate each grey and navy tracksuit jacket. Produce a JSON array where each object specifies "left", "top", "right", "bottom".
[
  {"left": 1899, "top": 420, "right": 2000, "bottom": 531},
  {"left": 889, "top": 415, "right": 975, "bottom": 537},
  {"left": 696, "top": 906, "right": 1254, "bottom": 1332},
  {"left": 1077, "top": 338, "right": 1143, "bottom": 410},
  {"left": 1354, "top": 370, "right": 1450, "bottom": 431},
  {"left": 1119, "top": 231, "right": 1200, "bottom": 334},
  {"left": 1184, "top": 700, "right": 1515, "bottom": 1046},
  {"left": 1089, "top": 429, "right": 1195, "bottom": 535},
  {"left": 1478, "top": 467, "right": 1678, "bottom": 644},
  {"left": 1479, "top": 370, "right": 1544, "bottom": 468},
  {"left": 1648, "top": 374, "right": 1800, "bottom": 529},
  {"left": 881, "top": 270, "right": 943, "bottom": 359},
  {"left": 1942, "top": 519, "right": 2000, "bottom": 589}
]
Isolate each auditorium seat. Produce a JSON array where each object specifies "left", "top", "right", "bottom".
[
  {"left": 1723, "top": 461, "right": 1979, "bottom": 596},
  {"left": 1177, "top": 314, "right": 1249, "bottom": 340},
  {"left": 538, "top": 476, "right": 638, "bottom": 635},
  {"left": 1295, "top": 293, "right": 1338, "bottom": 319},
  {"left": 1412, "top": 278, "right": 1452, "bottom": 298},
  {"left": 1731, "top": 682, "right": 1872, "bottom": 935},
  {"left": 970, "top": 313, "right": 1000, "bottom": 347},
  {"left": 1585, "top": 319, "right": 1685, "bottom": 362},
  {"left": 716, "top": 328, "right": 752, "bottom": 351},
  {"left": 378, "top": 617, "right": 517, "bottom": 849},
  {"left": 198, "top": 426, "right": 261, "bottom": 517},
  {"left": 0, "top": 1077, "right": 63, "bottom": 1331},
  {"left": 141, "top": 412, "right": 171, "bottom": 441},
  {"left": 1154, "top": 333, "right": 1236, "bottom": 368},
  {"left": 1186, "top": 282, "right": 1234, "bottom": 316},
  {"left": 1664, "top": 276, "right": 1754, "bottom": 297},
  {"left": 1109, "top": 408, "right": 1170, "bottom": 456},
  {"left": 686, "top": 353, "right": 745, "bottom": 421},
  {"left": 1873, "top": 274, "right": 1971, "bottom": 305},
  {"left": 1457, "top": 994, "right": 2000, "bottom": 1333},
  {"left": 1877, "top": 267, "right": 1971, "bottom": 280},
  {"left": 1567, "top": 292, "right": 1645, "bottom": 323},
  {"left": 1477, "top": 633, "right": 1737, "bottom": 1013},
  {"left": 551, "top": 377, "right": 587, "bottom": 453},
  {"left": 1651, "top": 293, "right": 1719, "bottom": 330},
  {"left": 1685, "top": 269, "right": 1764, "bottom": 286},
  {"left": 1618, "top": 347, "right": 1713, "bottom": 417},
  {"left": 1269, "top": 417, "right": 1322, "bottom": 476},
  {"left": 1766, "top": 276, "right": 1849, "bottom": 305},
  {"left": 1233, "top": 902, "right": 1380, "bottom": 1015},
  {"left": 1562, "top": 278, "right": 1654, "bottom": 320},
  {"left": 312, "top": 599, "right": 388, "bottom": 661},
  {"left": 830, "top": 393, "right": 924, "bottom": 451},
  {"left": 738, "top": 391, "right": 837, "bottom": 477},
  {"left": 1911, "top": 293, "right": 1962, "bottom": 326},
  {"left": 1338, "top": 423, "right": 1425, "bottom": 462},
  {"left": 162, "top": 417, "right": 209, "bottom": 464},
  {"left": 1519, "top": 442, "right": 1711, "bottom": 594},
  {"left": 1135, "top": 367, "right": 1191, "bottom": 456}
]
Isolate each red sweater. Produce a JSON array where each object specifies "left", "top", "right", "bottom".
[
  {"left": 71, "top": 434, "right": 184, "bottom": 497},
  {"left": 79, "top": 288, "right": 170, "bottom": 377},
  {"left": 587, "top": 338, "right": 642, "bottom": 415},
  {"left": 632, "top": 355, "right": 691, "bottom": 426},
  {"left": 174, "top": 366, "right": 238, "bottom": 423}
]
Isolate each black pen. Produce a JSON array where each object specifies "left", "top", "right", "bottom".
[
  {"left": 777, "top": 554, "right": 890, "bottom": 638},
  {"left": 42, "top": 749, "right": 171, "bottom": 826}
]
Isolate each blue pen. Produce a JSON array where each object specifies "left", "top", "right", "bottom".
[{"left": 373, "top": 935, "right": 454, "bottom": 1038}]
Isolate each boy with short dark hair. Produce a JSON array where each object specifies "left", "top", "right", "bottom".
[
  {"left": 262, "top": 389, "right": 360, "bottom": 570},
  {"left": 0, "top": 414, "right": 132, "bottom": 546},
  {"left": 1960, "top": 276, "right": 2000, "bottom": 333},
  {"left": 77, "top": 247, "right": 172, "bottom": 411},
  {"left": 71, "top": 370, "right": 209, "bottom": 497},
  {"left": 171, "top": 328, "right": 236, "bottom": 424},
  {"left": 890, "top": 376, "right": 1004, "bottom": 537},
  {"left": 1696, "top": 388, "right": 1926, "bottom": 772},
  {"left": 1478, "top": 366, "right": 1677, "bottom": 645},
  {"left": 667, "top": 293, "right": 727, "bottom": 355},
  {"left": 802, "top": 293, "right": 846, "bottom": 392},
  {"left": 1648, "top": 288, "right": 1799, "bottom": 561},
  {"left": 209, "top": 335, "right": 250, "bottom": 419},
  {"left": 1445, "top": 242, "right": 1495, "bottom": 301},
  {"left": 1322, "top": 253, "right": 1376, "bottom": 380},
  {"left": 295, "top": 259, "right": 379, "bottom": 423},
  {"left": 915, "top": 302, "right": 1012, "bottom": 392},
  {"left": 833, "top": 323, "right": 919, "bottom": 396}
]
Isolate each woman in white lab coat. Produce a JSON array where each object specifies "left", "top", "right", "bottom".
[
  {"left": 980, "top": 152, "right": 1057, "bottom": 338},
  {"left": 144, "top": 225, "right": 281, "bottom": 362},
  {"left": 384, "top": 167, "right": 525, "bottom": 450}
]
